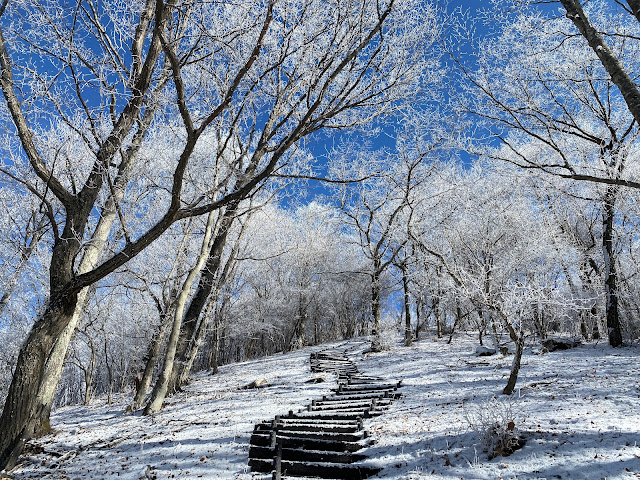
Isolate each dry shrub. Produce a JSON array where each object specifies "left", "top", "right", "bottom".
[{"left": 464, "top": 396, "right": 525, "bottom": 459}]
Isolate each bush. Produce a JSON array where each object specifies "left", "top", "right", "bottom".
[{"left": 464, "top": 396, "right": 525, "bottom": 459}]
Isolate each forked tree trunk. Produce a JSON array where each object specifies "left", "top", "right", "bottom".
[
  {"left": 0, "top": 191, "right": 99, "bottom": 468},
  {"left": 144, "top": 212, "right": 217, "bottom": 415},
  {"left": 30, "top": 116, "right": 146, "bottom": 435},
  {"left": 168, "top": 201, "right": 239, "bottom": 393}
]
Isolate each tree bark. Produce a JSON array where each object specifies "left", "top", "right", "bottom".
[
  {"left": 435, "top": 296, "right": 443, "bottom": 338},
  {"left": 414, "top": 298, "right": 422, "bottom": 341},
  {"left": 370, "top": 267, "right": 382, "bottom": 350},
  {"left": 179, "top": 298, "right": 215, "bottom": 385},
  {"left": 207, "top": 314, "right": 222, "bottom": 375},
  {"left": 372, "top": 264, "right": 382, "bottom": 333},
  {"left": 560, "top": 0, "right": 640, "bottom": 126},
  {"left": 84, "top": 344, "right": 96, "bottom": 405},
  {"left": 503, "top": 331, "right": 524, "bottom": 395},
  {"left": 402, "top": 268, "right": 412, "bottom": 346},
  {"left": 0, "top": 298, "right": 77, "bottom": 470},
  {"left": 502, "top": 314, "right": 524, "bottom": 395},
  {"left": 167, "top": 201, "right": 239, "bottom": 393},
  {"left": 602, "top": 188, "right": 623, "bottom": 346},
  {"left": 30, "top": 125, "right": 144, "bottom": 435},
  {"left": 127, "top": 311, "right": 171, "bottom": 412},
  {"left": 143, "top": 211, "right": 217, "bottom": 415}
]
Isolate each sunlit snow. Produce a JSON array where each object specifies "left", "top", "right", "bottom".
[{"left": 9, "top": 334, "right": 640, "bottom": 480}]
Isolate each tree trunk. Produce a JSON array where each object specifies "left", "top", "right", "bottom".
[
  {"left": 179, "top": 299, "right": 215, "bottom": 386},
  {"left": 503, "top": 321, "right": 524, "bottom": 395},
  {"left": 447, "top": 304, "right": 462, "bottom": 345},
  {"left": 127, "top": 312, "right": 172, "bottom": 412},
  {"left": 288, "top": 294, "right": 307, "bottom": 351},
  {"left": 370, "top": 267, "right": 382, "bottom": 351},
  {"left": 83, "top": 337, "right": 96, "bottom": 405},
  {"left": 402, "top": 268, "right": 412, "bottom": 346},
  {"left": 207, "top": 315, "right": 221, "bottom": 375},
  {"left": 371, "top": 271, "right": 381, "bottom": 335},
  {"left": 168, "top": 201, "right": 239, "bottom": 393},
  {"left": 0, "top": 197, "right": 92, "bottom": 469},
  {"left": 144, "top": 211, "right": 217, "bottom": 415},
  {"left": 602, "top": 190, "right": 623, "bottom": 347},
  {"left": 31, "top": 286, "right": 92, "bottom": 436},
  {"left": 435, "top": 298, "right": 444, "bottom": 339},
  {"left": 104, "top": 337, "right": 114, "bottom": 404},
  {"left": 30, "top": 128, "right": 143, "bottom": 434},
  {"left": 0, "top": 299, "right": 77, "bottom": 470},
  {"left": 476, "top": 311, "right": 485, "bottom": 346},
  {"left": 414, "top": 299, "right": 421, "bottom": 341}
]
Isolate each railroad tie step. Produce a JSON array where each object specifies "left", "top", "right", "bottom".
[
  {"left": 248, "top": 458, "right": 381, "bottom": 479},
  {"left": 255, "top": 422, "right": 362, "bottom": 434},
  {"left": 248, "top": 446, "right": 368, "bottom": 463},
  {"left": 253, "top": 428, "right": 367, "bottom": 443},
  {"left": 249, "top": 342, "right": 402, "bottom": 479},
  {"left": 250, "top": 432, "right": 368, "bottom": 452}
]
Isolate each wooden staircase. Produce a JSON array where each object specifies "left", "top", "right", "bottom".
[{"left": 248, "top": 343, "right": 401, "bottom": 479}]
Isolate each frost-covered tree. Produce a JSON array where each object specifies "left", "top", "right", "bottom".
[
  {"left": 0, "top": 0, "right": 442, "bottom": 467},
  {"left": 409, "top": 163, "right": 573, "bottom": 393},
  {"left": 228, "top": 202, "right": 369, "bottom": 355},
  {"left": 455, "top": 3, "right": 640, "bottom": 346}
]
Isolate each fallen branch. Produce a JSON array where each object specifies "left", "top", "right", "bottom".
[{"left": 523, "top": 378, "right": 559, "bottom": 390}]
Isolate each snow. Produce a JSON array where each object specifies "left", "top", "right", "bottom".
[{"left": 7, "top": 335, "right": 640, "bottom": 480}]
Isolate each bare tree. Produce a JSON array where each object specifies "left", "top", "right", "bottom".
[
  {"left": 0, "top": 0, "right": 440, "bottom": 468},
  {"left": 453, "top": 3, "right": 640, "bottom": 345}
]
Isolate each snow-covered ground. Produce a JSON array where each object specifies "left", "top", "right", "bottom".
[{"left": 6, "top": 334, "right": 640, "bottom": 480}]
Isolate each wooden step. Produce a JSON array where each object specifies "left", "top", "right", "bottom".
[
  {"left": 291, "top": 410, "right": 372, "bottom": 421},
  {"left": 313, "top": 398, "right": 392, "bottom": 407},
  {"left": 253, "top": 428, "right": 366, "bottom": 443},
  {"left": 275, "top": 417, "right": 362, "bottom": 426},
  {"left": 310, "top": 401, "right": 377, "bottom": 411},
  {"left": 250, "top": 432, "right": 367, "bottom": 452},
  {"left": 339, "top": 382, "right": 400, "bottom": 392},
  {"left": 248, "top": 445, "right": 367, "bottom": 463},
  {"left": 311, "top": 353, "right": 349, "bottom": 360},
  {"left": 342, "top": 378, "right": 384, "bottom": 384},
  {"left": 247, "top": 343, "right": 400, "bottom": 479},
  {"left": 312, "top": 368, "right": 358, "bottom": 374},
  {"left": 249, "top": 458, "right": 381, "bottom": 479},
  {"left": 255, "top": 422, "right": 361, "bottom": 434},
  {"left": 321, "top": 391, "right": 399, "bottom": 401}
]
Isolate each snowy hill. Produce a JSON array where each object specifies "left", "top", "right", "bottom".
[{"left": 7, "top": 334, "right": 640, "bottom": 480}]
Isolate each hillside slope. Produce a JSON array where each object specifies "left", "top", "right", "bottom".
[{"left": 6, "top": 334, "right": 640, "bottom": 480}]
